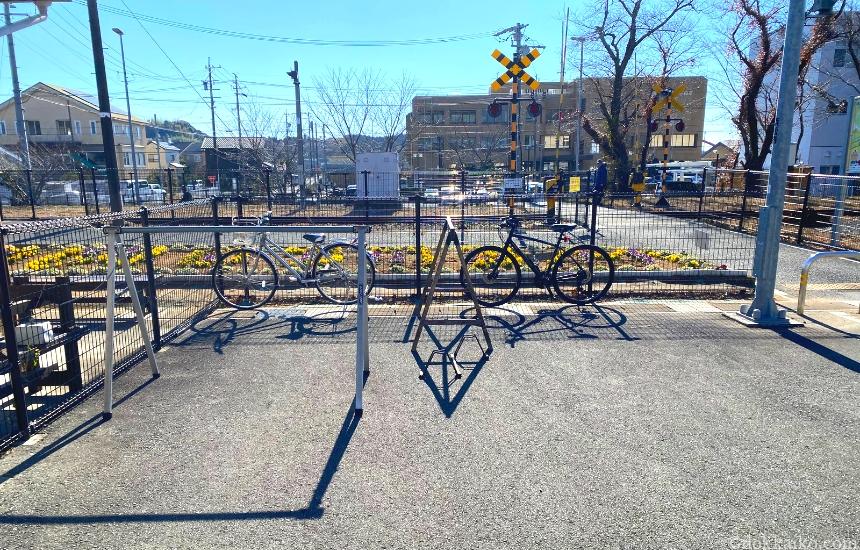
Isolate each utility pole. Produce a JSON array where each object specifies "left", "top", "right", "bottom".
[
  {"left": 206, "top": 58, "right": 219, "bottom": 188},
  {"left": 575, "top": 36, "right": 585, "bottom": 172},
  {"left": 86, "top": 0, "right": 122, "bottom": 212},
  {"left": 288, "top": 61, "right": 305, "bottom": 200},
  {"left": 5, "top": 3, "right": 30, "bottom": 169},
  {"left": 554, "top": 9, "right": 569, "bottom": 175},
  {"left": 321, "top": 124, "right": 327, "bottom": 190},
  {"left": 112, "top": 27, "right": 139, "bottom": 204},
  {"left": 233, "top": 73, "right": 243, "bottom": 171},
  {"left": 309, "top": 119, "right": 315, "bottom": 191}
]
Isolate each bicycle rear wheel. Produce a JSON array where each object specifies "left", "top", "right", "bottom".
[
  {"left": 311, "top": 243, "right": 376, "bottom": 304},
  {"left": 212, "top": 248, "right": 278, "bottom": 309},
  {"left": 551, "top": 244, "right": 614, "bottom": 305},
  {"left": 461, "top": 245, "right": 521, "bottom": 307}
]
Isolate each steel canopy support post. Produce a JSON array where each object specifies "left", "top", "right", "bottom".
[{"left": 739, "top": 0, "right": 806, "bottom": 326}]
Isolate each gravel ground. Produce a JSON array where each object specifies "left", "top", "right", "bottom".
[{"left": 0, "top": 307, "right": 857, "bottom": 549}]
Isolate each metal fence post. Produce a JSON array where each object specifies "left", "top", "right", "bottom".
[
  {"left": 167, "top": 168, "right": 174, "bottom": 205},
  {"left": 459, "top": 170, "right": 466, "bottom": 243},
  {"left": 414, "top": 195, "right": 422, "bottom": 297},
  {"left": 140, "top": 208, "right": 162, "bottom": 349},
  {"left": 738, "top": 169, "right": 750, "bottom": 231},
  {"left": 796, "top": 172, "right": 813, "bottom": 245},
  {"left": 698, "top": 167, "right": 707, "bottom": 221},
  {"left": 236, "top": 195, "right": 244, "bottom": 219},
  {"left": 264, "top": 168, "right": 272, "bottom": 211},
  {"left": 78, "top": 167, "right": 90, "bottom": 216},
  {"left": 362, "top": 170, "right": 369, "bottom": 223},
  {"left": 0, "top": 230, "right": 30, "bottom": 439},
  {"left": 25, "top": 169, "right": 35, "bottom": 219},
  {"left": 212, "top": 197, "right": 222, "bottom": 264},
  {"left": 90, "top": 168, "right": 101, "bottom": 214}
]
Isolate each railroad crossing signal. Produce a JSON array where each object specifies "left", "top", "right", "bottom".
[
  {"left": 490, "top": 48, "right": 541, "bottom": 92},
  {"left": 653, "top": 82, "right": 686, "bottom": 113}
]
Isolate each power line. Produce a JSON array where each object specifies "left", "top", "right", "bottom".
[
  {"left": 115, "top": 0, "right": 234, "bottom": 136},
  {"left": 71, "top": 0, "right": 494, "bottom": 47}
]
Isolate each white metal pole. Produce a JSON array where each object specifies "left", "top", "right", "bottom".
[
  {"left": 103, "top": 232, "right": 117, "bottom": 419},
  {"left": 355, "top": 227, "right": 367, "bottom": 415},
  {"left": 117, "top": 239, "right": 160, "bottom": 378},
  {"left": 740, "top": 0, "right": 806, "bottom": 325}
]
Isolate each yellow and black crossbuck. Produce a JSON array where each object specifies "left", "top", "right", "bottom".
[{"left": 490, "top": 48, "right": 541, "bottom": 92}]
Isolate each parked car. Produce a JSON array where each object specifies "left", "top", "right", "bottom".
[
  {"left": 121, "top": 180, "right": 167, "bottom": 203},
  {"left": 345, "top": 185, "right": 357, "bottom": 198}
]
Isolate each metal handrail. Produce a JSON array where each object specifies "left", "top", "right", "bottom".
[{"left": 797, "top": 250, "right": 860, "bottom": 315}]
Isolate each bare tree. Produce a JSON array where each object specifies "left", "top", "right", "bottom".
[
  {"left": 223, "top": 96, "right": 297, "bottom": 194},
  {"left": 714, "top": 0, "right": 839, "bottom": 177},
  {"left": 577, "top": 0, "right": 696, "bottom": 188},
  {"left": 312, "top": 69, "right": 417, "bottom": 164}
]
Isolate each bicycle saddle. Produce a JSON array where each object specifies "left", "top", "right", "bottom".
[
  {"left": 302, "top": 233, "right": 325, "bottom": 243},
  {"left": 551, "top": 223, "right": 577, "bottom": 232}
]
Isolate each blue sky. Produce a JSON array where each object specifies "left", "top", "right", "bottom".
[{"left": 2, "top": 0, "right": 737, "bottom": 145}]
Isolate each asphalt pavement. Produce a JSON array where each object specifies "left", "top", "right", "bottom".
[{"left": 0, "top": 304, "right": 857, "bottom": 549}]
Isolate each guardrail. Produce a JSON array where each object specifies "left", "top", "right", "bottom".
[{"left": 797, "top": 250, "right": 860, "bottom": 315}]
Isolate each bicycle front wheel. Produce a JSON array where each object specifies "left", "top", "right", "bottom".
[
  {"left": 552, "top": 244, "right": 615, "bottom": 305},
  {"left": 212, "top": 248, "right": 278, "bottom": 309},
  {"left": 311, "top": 243, "right": 376, "bottom": 305},
  {"left": 461, "top": 245, "right": 521, "bottom": 307}
]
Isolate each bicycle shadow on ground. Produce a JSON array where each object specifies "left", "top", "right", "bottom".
[
  {"left": 173, "top": 307, "right": 359, "bottom": 352},
  {"left": 464, "top": 303, "right": 637, "bottom": 347}
]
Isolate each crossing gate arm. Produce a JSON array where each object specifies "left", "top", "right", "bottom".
[
  {"left": 101, "top": 224, "right": 371, "bottom": 419},
  {"left": 797, "top": 250, "right": 860, "bottom": 316}
]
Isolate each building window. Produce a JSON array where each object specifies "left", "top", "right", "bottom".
[
  {"left": 167, "top": 153, "right": 176, "bottom": 162},
  {"left": 546, "top": 88, "right": 562, "bottom": 95},
  {"left": 591, "top": 141, "right": 600, "bottom": 154},
  {"left": 449, "top": 110, "right": 476, "bottom": 124},
  {"left": 123, "top": 152, "right": 146, "bottom": 167},
  {"left": 56, "top": 120, "right": 72, "bottom": 136},
  {"left": 834, "top": 48, "right": 846, "bottom": 68},
  {"left": 25, "top": 120, "right": 41, "bottom": 135},
  {"left": 90, "top": 120, "right": 98, "bottom": 135},
  {"left": 0, "top": 121, "right": 5, "bottom": 135},
  {"left": 417, "top": 136, "right": 442, "bottom": 151},
  {"left": 415, "top": 110, "right": 444, "bottom": 124},
  {"left": 148, "top": 154, "right": 158, "bottom": 163},
  {"left": 483, "top": 103, "right": 510, "bottom": 123},
  {"left": 135, "top": 126, "right": 141, "bottom": 139},
  {"left": 74, "top": 120, "right": 82, "bottom": 135},
  {"left": 523, "top": 135, "right": 534, "bottom": 147},
  {"left": 651, "top": 133, "right": 695, "bottom": 147},
  {"left": 543, "top": 135, "right": 570, "bottom": 149},
  {"left": 819, "top": 165, "right": 841, "bottom": 175},
  {"left": 671, "top": 133, "right": 696, "bottom": 147}
]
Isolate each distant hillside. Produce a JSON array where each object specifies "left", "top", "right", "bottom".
[{"left": 147, "top": 119, "right": 205, "bottom": 141}]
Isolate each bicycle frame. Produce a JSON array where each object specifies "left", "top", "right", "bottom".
[
  {"left": 239, "top": 231, "right": 356, "bottom": 285},
  {"left": 499, "top": 225, "right": 567, "bottom": 286}
]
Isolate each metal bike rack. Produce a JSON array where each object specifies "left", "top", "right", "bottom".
[
  {"left": 101, "top": 224, "right": 371, "bottom": 418},
  {"left": 797, "top": 250, "right": 860, "bottom": 316}
]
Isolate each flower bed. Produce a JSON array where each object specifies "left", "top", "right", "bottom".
[{"left": 5, "top": 242, "right": 718, "bottom": 277}]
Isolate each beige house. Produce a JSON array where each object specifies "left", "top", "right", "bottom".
[{"left": 0, "top": 82, "right": 157, "bottom": 170}]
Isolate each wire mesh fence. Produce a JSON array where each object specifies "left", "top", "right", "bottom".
[
  {"left": 0, "top": 200, "right": 218, "bottom": 450},
  {"left": 0, "top": 166, "right": 850, "bottom": 451}
]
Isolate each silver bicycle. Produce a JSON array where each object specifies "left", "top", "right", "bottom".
[{"left": 211, "top": 211, "right": 376, "bottom": 309}]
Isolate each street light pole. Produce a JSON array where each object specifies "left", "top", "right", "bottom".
[{"left": 113, "top": 27, "right": 139, "bottom": 205}]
